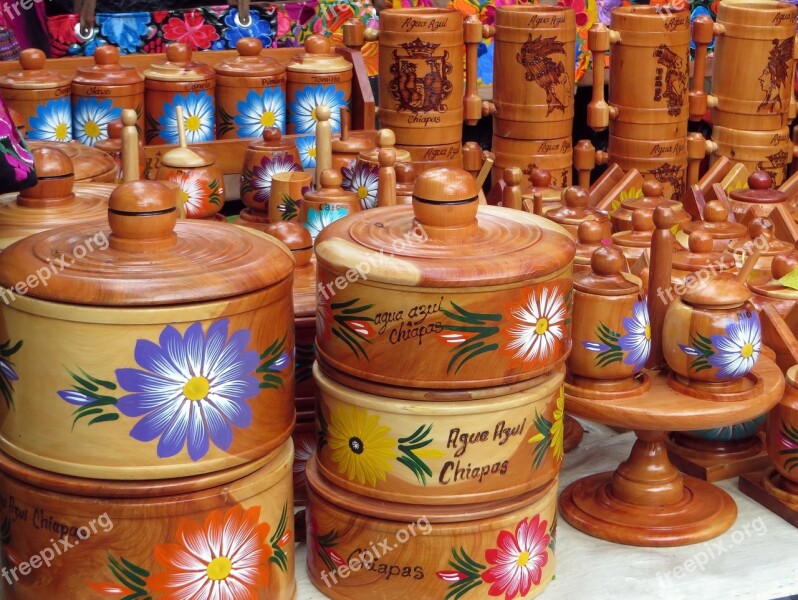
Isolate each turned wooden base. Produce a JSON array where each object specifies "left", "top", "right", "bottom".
[
  {"left": 666, "top": 432, "right": 771, "bottom": 482},
  {"left": 559, "top": 430, "right": 737, "bottom": 546},
  {"left": 564, "top": 413, "right": 584, "bottom": 453},
  {"left": 739, "top": 469, "right": 798, "bottom": 528}
]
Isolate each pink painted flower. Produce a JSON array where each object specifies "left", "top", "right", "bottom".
[
  {"left": 162, "top": 11, "right": 220, "bottom": 50},
  {"left": 482, "top": 515, "right": 550, "bottom": 600}
]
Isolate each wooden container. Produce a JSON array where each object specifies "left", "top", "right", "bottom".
[
  {"left": 0, "top": 440, "right": 295, "bottom": 600},
  {"left": 306, "top": 459, "right": 558, "bottom": 600},
  {"left": 143, "top": 43, "right": 216, "bottom": 146},
  {"left": 314, "top": 360, "right": 564, "bottom": 504},
  {"left": 0, "top": 49, "right": 72, "bottom": 143},
  {"left": 315, "top": 167, "right": 575, "bottom": 389},
  {"left": 681, "top": 200, "right": 748, "bottom": 251},
  {"left": 672, "top": 230, "right": 736, "bottom": 289},
  {"left": 270, "top": 171, "right": 313, "bottom": 224},
  {"left": 574, "top": 220, "right": 613, "bottom": 273},
  {"left": 215, "top": 37, "right": 287, "bottom": 139},
  {"left": 95, "top": 120, "right": 144, "bottom": 183},
  {"left": 608, "top": 134, "right": 688, "bottom": 200},
  {"left": 492, "top": 135, "right": 573, "bottom": 191},
  {"left": 0, "top": 147, "right": 111, "bottom": 249},
  {"left": 240, "top": 128, "right": 302, "bottom": 219},
  {"left": 0, "top": 180, "right": 295, "bottom": 480},
  {"left": 342, "top": 130, "right": 410, "bottom": 210},
  {"left": 287, "top": 35, "right": 352, "bottom": 135},
  {"left": 610, "top": 181, "right": 691, "bottom": 232},
  {"left": 544, "top": 186, "right": 606, "bottom": 237},
  {"left": 71, "top": 45, "right": 144, "bottom": 147},
  {"left": 27, "top": 140, "right": 116, "bottom": 182},
  {"left": 766, "top": 364, "right": 798, "bottom": 498},
  {"left": 663, "top": 276, "right": 761, "bottom": 384},
  {"left": 711, "top": 1, "right": 798, "bottom": 131},
  {"left": 711, "top": 127, "right": 794, "bottom": 186},
  {"left": 300, "top": 170, "right": 361, "bottom": 243},
  {"left": 726, "top": 171, "right": 789, "bottom": 218},
  {"left": 156, "top": 146, "right": 225, "bottom": 220}
]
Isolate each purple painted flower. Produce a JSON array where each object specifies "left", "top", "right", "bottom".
[
  {"left": 618, "top": 300, "right": 651, "bottom": 373},
  {"left": 708, "top": 312, "right": 761, "bottom": 379},
  {"left": 252, "top": 154, "right": 301, "bottom": 205},
  {"left": 115, "top": 320, "right": 260, "bottom": 461},
  {"left": 582, "top": 341, "right": 610, "bottom": 353},
  {"left": 598, "top": 0, "right": 623, "bottom": 25},
  {"left": 58, "top": 389, "right": 93, "bottom": 406}
]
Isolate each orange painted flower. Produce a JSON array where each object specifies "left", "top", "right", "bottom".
[
  {"left": 148, "top": 505, "right": 272, "bottom": 599},
  {"left": 170, "top": 169, "right": 213, "bottom": 218}
]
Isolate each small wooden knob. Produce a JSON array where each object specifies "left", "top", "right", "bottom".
[
  {"left": 94, "top": 45, "right": 120, "bottom": 65},
  {"left": 377, "top": 129, "right": 396, "bottom": 149},
  {"left": 642, "top": 181, "right": 663, "bottom": 199},
  {"left": 530, "top": 168, "right": 552, "bottom": 188},
  {"left": 503, "top": 167, "right": 522, "bottom": 187},
  {"left": 19, "top": 48, "right": 46, "bottom": 70},
  {"left": 748, "top": 171, "right": 772, "bottom": 191},
  {"left": 237, "top": 37, "right": 263, "bottom": 56},
  {"left": 319, "top": 169, "right": 342, "bottom": 190},
  {"left": 379, "top": 148, "right": 396, "bottom": 168},
  {"left": 17, "top": 147, "right": 75, "bottom": 208},
  {"left": 396, "top": 162, "right": 415, "bottom": 184},
  {"left": 688, "top": 230, "right": 714, "bottom": 254},
  {"left": 264, "top": 221, "right": 312, "bottom": 267},
  {"left": 412, "top": 168, "right": 479, "bottom": 239},
  {"left": 632, "top": 208, "right": 656, "bottom": 232},
  {"left": 316, "top": 104, "right": 331, "bottom": 122},
  {"left": 772, "top": 252, "right": 798, "bottom": 280},
  {"left": 592, "top": 245, "right": 625, "bottom": 276},
  {"left": 166, "top": 43, "right": 191, "bottom": 64},
  {"left": 692, "top": 14, "right": 715, "bottom": 45},
  {"left": 653, "top": 206, "right": 675, "bottom": 230},
  {"left": 704, "top": 200, "right": 727, "bottom": 223},
  {"left": 108, "top": 181, "right": 178, "bottom": 252},
  {"left": 563, "top": 186, "right": 590, "bottom": 208},
  {"left": 305, "top": 34, "right": 331, "bottom": 55},
  {"left": 122, "top": 109, "right": 137, "bottom": 127},
  {"left": 262, "top": 127, "right": 282, "bottom": 143},
  {"left": 107, "top": 120, "right": 123, "bottom": 140},
  {"left": 748, "top": 217, "right": 774, "bottom": 241},
  {"left": 578, "top": 219, "right": 605, "bottom": 244}
]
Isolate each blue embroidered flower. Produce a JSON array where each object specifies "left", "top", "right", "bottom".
[
  {"left": 72, "top": 97, "right": 121, "bottom": 146},
  {"left": 235, "top": 88, "right": 286, "bottom": 137},
  {"left": 303, "top": 204, "right": 349, "bottom": 242},
  {"left": 224, "top": 9, "right": 273, "bottom": 49},
  {"left": 115, "top": 320, "right": 260, "bottom": 461},
  {"left": 28, "top": 97, "right": 72, "bottom": 142},
  {"left": 96, "top": 12, "right": 150, "bottom": 54},
  {"left": 296, "top": 135, "right": 316, "bottom": 169},
  {"left": 477, "top": 40, "right": 494, "bottom": 86},
  {"left": 290, "top": 84, "right": 346, "bottom": 134},
  {"left": 159, "top": 91, "right": 215, "bottom": 144}
]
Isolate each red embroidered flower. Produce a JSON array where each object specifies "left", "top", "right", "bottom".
[
  {"left": 558, "top": 0, "right": 589, "bottom": 27},
  {"left": 162, "top": 10, "right": 220, "bottom": 50}
]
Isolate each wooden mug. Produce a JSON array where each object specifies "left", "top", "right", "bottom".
[
  {"left": 491, "top": 135, "right": 573, "bottom": 190},
  {"left": 270, "top": 170, "right": 313, "bottom": 223},
  {"left": 608, "top": 134, "right": 688, "bottom": 199},
  {"left": 711, "top": 126, "right": 795, "bottom": 187}
]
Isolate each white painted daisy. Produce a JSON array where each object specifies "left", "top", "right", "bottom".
[
  {"left": 28, "top": 97, "right": 72, "bottom": 142},
  {"left": 169, "top": 169, "right": 213, "bottom": 218},
  {"left": 506, "top": 286, "right": 567, "bottom": 363},
  {"left": 296, "top": 135, "right": 317, "bottom": 169},
  {"left": 303, "top": 204, "right": 349, "bottom": 242},
  {"left": 342, "top": 161, "right": 379, "bottom": 210},
  {"left": 72, "top": 97, "right": 121, "bottom": 146},
  {"left": 159, "top": 91, "right": 215, "bottom": 144},
  {"left": 289, "top": 84, "right": 345, "bottom": 134},
  {"left": 618, "top": 299, "right": 651, "bottom": 373},
  {"left": 708, "top": 311, "right": 761, "bottom": 379},
  {"left": 234, "top": 87, "right": 286, "bottom": 137}
]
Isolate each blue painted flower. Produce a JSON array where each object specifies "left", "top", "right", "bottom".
[
  {"left": 115, "top": 320, "right": 260, "bottom": 461},
  {"left": 235, "top": 88, "right": 286, "bottom": 137},
  {"left": 708, "top": 311, "right": 761, "bottom": 379},
  {"left": 72, "top": 97, "right": 121, "bottom": 146},
  {"left": 159, "top": 92, "right": 215, "bottom": 144},
  {"left": 28, "top": 97, "right": 72, "bottom": 142},
  {"left": 290, "top": 84, "right": 346, "bottom": 134},
  {"left": 617, "top": 300, "right": 651, "bottom": 373},
  {"left": 296, "top": 135, "right": 317, "bottom": 168},
  {"left": 96, "top": 12, "right": 150, "bottom": 54},
  {"left": 58, "top": 389, "right": 93, "bottom": 406},
  {"left": 477, "top": 40, "right": 494, "bottom": 87},
  {"left": 224, "top": 8, "right": 273, "bottom": 48},
  {"left": 692, "top": 415, "right": 766, "bottom": 442},
  {"left": 303, "top": 204, "right": 348, "bottom": 242},
  {"left": 690, "top": 7, "right": 715, "bottom": 52}
]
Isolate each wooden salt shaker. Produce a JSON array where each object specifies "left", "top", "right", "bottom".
[{"left": 300, "top": 170, "right": 361, "bottom": 243}]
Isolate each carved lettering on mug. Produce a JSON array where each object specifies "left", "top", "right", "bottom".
[
  {"left": 663, "top": 15, "right": 688, "bottom": 31},
  {"left": 311, "top": 75, "right": 342, "bottom": 84},
  {"left": 401, "top": 17, "right": 448, "bottom": 31},
  {"left": 773, "top": 12, "right": 796, "bottom": 26},
  {"left": 423, "top": 146, "right": 460, "bottom": 160},
  {"left": 526, "top": 14, "right": 567, "bottom": 28},
  {"left": 771, "top": 133, "right": 789, "bottom": 145},
  {"left": 537, "top": 139, "right": 571, "bottom": 153},
  {"left": 84, "top": 87, "right": 111, "bottom": 96},
  {"left": 185, "top": 81, "right": 213, "bottom": 92}
]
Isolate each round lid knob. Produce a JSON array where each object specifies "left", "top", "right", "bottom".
[
  {"left": 592, "top": 244, "right": 626, "bottom": 276},
  {"left": 306, "top": 34, "right": 332, "bottom": 55},
  {"left": 20, "top": 48, "right": 46, "bottom": 71},
  {"left": 214, "top": 37, "right": 285, "bottom": 77},
  {"left": 237, "top": 37, "right": 263, "bottom": 56},
  {"left": 632, "top": 208, "right": 656, "bottom": 232},
  {"left": 320, "top": 168, "right": 343, "bottom": 190},
  {"left": 262, "top": 127, "right": 282, "bottom": 143},
  {"left": 748, "top": 171, "right": 772, "bottom": 191},
  {"left": 265, "top": 221, "right": 313, "bottom": 267},
  {"left": 107, "top": 120, "right": 123, "bottom": 140},
  {"left": 530, "top": 168, "right": 552, "bottom": 188},
  {"left": 166, "top": 42, "right": 192, "bottom": 64},
  {"left": 688, "top": 230, "right": 714, "bottom": 254},
  {"left": 413, "top": 168, "right": 479, "bottom": 239},
  {"left": 316, "top": 104, "right": 331, "bottom": 122},
  {"left": 748, "top": 217, "right": 774, "bottom": 241},
  {"left": 642, "top": 181, "right": 663, "bottom": 199},
  {"left": 563, "top": 186, "right": 590, "bottom": 208},
  {"left": 17, "top": 147, "right": 76, "bottom": 208},
  {"left": 33, "top": 146, "right": 74, "bottom": 179},
  {"left": 108, "top": 180, "right": 177, "bottom": 253},
  {"left": 74, "top": 45, "right": 143, "bottom": 85},
  {"left": 378, "top": 129, "right": 396, "bottom": 149},
  {"left": 578, "top": 219, "right": 606, "bottom": 245},
  {"left": 703, "top": 200, "right": 727, "bottom": 223},
  {"left": 730, "top": 170, "right": 786, "bottom": 204},
  {"left": 1, "top": 48, "right": 71, "bottom": 88},
  {"left": 95, "top": 45, "right": 120, "bottom": 65}
]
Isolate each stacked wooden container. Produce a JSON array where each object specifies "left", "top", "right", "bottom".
[{"left": 304, "top": 167, "right": 574, "bottom": 599}]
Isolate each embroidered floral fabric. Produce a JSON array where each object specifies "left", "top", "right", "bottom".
[{"left": 0, "top": 99, "right": 36, "bottom": 191}]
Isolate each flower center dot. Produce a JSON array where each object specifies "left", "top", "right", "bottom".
[
  {"left": 535, "top": 318, "right": 549, "bottom": 335},
  {"left": 84, "top": 121, "right": 100, "bottom": 139},
  {"left": 261, "top": 111, "right": 276, "bottom": 127},
  {"left": 741, "top": 343, "right": 754, "bottom": 358},
  {"left": 357, "top": 186, "right": 369, "bottom": 200},
  {"left": 55, "top": 122, "right": 69, "bottom": 141},
  {"left": 517, "top": 551, "right": 530, "bottom": 567},
  {"left": 183, "top": 376, "right": 210, "bottom": 401},
  {"left": 309, "top": 147, "right": 316, "bottom": 158},
  {"left": 348, "top": 436, "right": 364, "bottom": 455},
  {"left": 185, "top": 114, "right": 201, "bottom": 133},
  {"left": 645, "top": 324, "right": 651, "bottom": 341},
  {"left": 206, "top": 556, "right": 232, "bottom": 581},
  {"left": 311, "top": 107, "right": 317, "bottom": 121}
]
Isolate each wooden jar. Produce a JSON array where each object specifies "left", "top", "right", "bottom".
[
  {"left": 27, "top": 140, "right": 116, "bottom": 182},
  {"left": 0, "top": 180, "right": 295, "bottom": 480},
  {"left": 287, "top": 35, "right": 352, "bottom": 135},
  {"left": 765, "top": 364, "right": 798, "bottom": 501},
  {"left": 315, "top": 167, "right": 575, "bottom": 389},
  {"left": 0, "top": 147, "right": 111, "bottom": 249},
  {"left": 711, "top": 1, "right": 798, "bottom": 131},
  {"left": 0, "top": 49, "right": 72, "bottom": 143},
  {"left": 342, "top": 129, "right": 411, "bottom": 210},
  {"left": 71, "top": 45, "right": 144, "bottom": 147},
  {"left": 490, "top": 6, "right": 575, "bottom": 189},
  {"left": 306, "top": 459, "right": 558, "bottom": 600},
  {"left": 544, "top": 186, "right": 606, "bottom": 237},
  {"left": 240, "top": 127, "right": 302, "bottom": 219},
  {"left": 378, "top": 8, "right": 465, "bottom": 170},
  {"left": 143, "top": 43, "right": 216, "bottom": 146},
  {"left": 711, "top": 127, "right": 794, "bottom": 186},
  {"left": 156, "top": 147, "right": 226, "bottom": 219},
  {"left": 610, "top": 181, "right": 691, "bottom": 232},
  {"left": 215, "top": 37, "right": 287, "bottom": 139},
  {"left": 301, "top": 170, "right": 361, "bottom": 243},
  {"left": 0, "top": 440, "right": 296, "bottom": 599},
  {"left": 681, "top": 200, "right": 748, "bottom": 251},
  {"left": 726, "top": 171, "right": 788, "bottom": 218}
]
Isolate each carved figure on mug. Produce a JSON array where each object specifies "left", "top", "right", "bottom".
[
  {"left": 653, "top": 44, "right": 686, "bottom": 117},
  {"left": 757, "top": 38, "right": 794, "bottom": 114},
  {"left": 516, "top": 34, "right": 571, "bottom": 115}
]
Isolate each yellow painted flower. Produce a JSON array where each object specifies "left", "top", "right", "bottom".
[
  {"left": 327, "top": 405, "right": 397, "bottom": 486},
  {"left": 550, "top": 386, "right": 565, "bottom": 462},
  {"left": 611, "top": 187, "right": 643, "bottom": 215}
]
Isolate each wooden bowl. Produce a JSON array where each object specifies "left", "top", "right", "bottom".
[
  {"left": 0, "top": 440, "right": 296, "bottom": 599},
  {"left": 306, "top": 457, "right": 558, "bottom": 600},
  {"left": 314, "top": 361, "right": 564, "bottom": 505}
]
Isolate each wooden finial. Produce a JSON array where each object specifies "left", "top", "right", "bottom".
[
  {"left": 574, "top": 140, "right": 596, "bottom": 189},
  {"left": 463, "top": 14, "right": 482, "bottom": 126},
  {"left": 108, "top": 181, "right": 178, "bottom": 253},
  {"left": 315, "top": 104, "right": 333, "bottom": 179},
  {"left": 587, "top": 24, "right": 617, "bottom": 131},
  {"left": 340, "top": 107, "right": 351, "bottom": 142},
  {"left": 689, "top": 15, "right": 714, "bottom": 122},
  {"left": 502, "top": 167, "right": 523, "bottom": 210},
  {"left": 687, "top": 132, "right": 706, "bottom": 188},
  {"left": 121, "top": 108, "right": 140, "bottom": 183},
  {"left": 377, "top": 148, "right": 397, "bottom": 208},
  {"left": 647, "top": 206, "right": 675, "bottom": 369}
]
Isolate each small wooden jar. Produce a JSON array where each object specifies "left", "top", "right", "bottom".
[
  {"left": 612, "top": 208, "right": 656, "bottom": 264},
  {"left": 143, "top": 43, "right": 216, "bottom": 146},
  {"left": 27, "top": 140, "right": 116, "bottom": 183},
  {"left": 215, "top": 37, "right": 287, "bottom": 139},
  {"left": 607, "top": 134, "right": 688, "bottom": 200},
  {"left": 301, "top": 170, "right": 361, "bottom": 243},
  {"left": 315, "top": 167, "right": 575, "bottom": 389},
  {"left": 306, "top": 459, "right": 558, "bottom": 600},
  {"left": 342, "top": 129, "right": 411, "bottom": 210},
  {"left": 544, "top": 185, "right": 607, "bottom": 237},
  {"left": 726, "top": 171, "right": 788, "bottom": 219},
  {"left": 0, "top": 440, "right": 296, "bottom": 599},
  {"left": 240, "top": 127, "right": 302, "bottom": 218},
  {"left": 156, "top": 146, "right": 226, "bottom": 220},
  {"left": 0, "top": 49, "right": 72, "bottom": 143},
  {"left": 610, "top": 181, "right": 691, "bottom": 232},
  {"left": 672, "top": 230, "right": 736, "bottom": 289},
  {"left": 287, "top": 35, "right": 352, "bottom": 135},
  {"left": 574, "top": 220, "right": 613, "bottom": 273},
  {"left": 71, "top": 45, "right": 144, "bottom": 147},
  {"left": 663, "top": 275, "right": 761, "bottom": 383},
  {"left": 765, "top": 365, "right": 798, "bottom": 500},
  {"left": 0, "top": 180, "right": 295, "bottom": 480}
]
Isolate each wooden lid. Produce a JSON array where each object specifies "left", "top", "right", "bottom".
[
  {"left": 0, "top": 49, "right": 71, "bottom": 89},
  {"left": 612, "top": 209, "right": 656, "bottom": 248},
  {"left": 15, "top": 147, "right": 76, "bottom": 209},
  {"left": 622, "top": 182, "right": 679, "bottom": 212},
  {"left": 574, "top": 244, "right": 640, "bottom": 295},
  {"left": 28, "top": 141, "right": 117, "bottom": 182},
  {"left": 162, "top": 145, "right": 215, "bottom": 168},
  {"left": 248, "top": 127, "right": 296, "bottom": 152},
  {"left": 546, "top": 186, "right": 605, "bottom": 224},
  {"left": 681, "top": 200, "right": 748, "bottom": 239},
  {"left": 729, "top": 218, "right": 792, "bottom": 256},
  {"left": 522, "top": 168, "right": 563, "bottom": 205},
  {"left": 358, "top": 129, "right": 411, "bottom": 163},
  {"left": 680, "top": 274, "right": 751, "bottom": 308},
  {"left": 144, "top": 43, "right": 215, "bottom": 82},
  {"left": 287, "top": 35, "right": 353, "bottom": 74},
  {"left": 315, "top": 167, "right": 574, "bottom": 287},
  {"left": 305, "top": 169, "right": 359, "bottom": 205},
  {"left": 673, "top": 230, "right": 736, "bottom": 271},
  {"left": 729, "top": 172, "right": 786, "bottom": 205},
  {"left": 0, "top": 180, "right": 294, "bottom": 306},
  {"left": 214, "top": 37, "right": 286, "bottom": 77},
  {"left": 73, "top": 45, "right": 144, "bottom": 86},
  {"left": 331, "top": 108, "right": 375, "bottom": 154},
  {"left": 575, "top": 219, "right": 612, "bottom": 264},
  {"left": 747, "top": 248, "right": 798, "bottom": 299}
]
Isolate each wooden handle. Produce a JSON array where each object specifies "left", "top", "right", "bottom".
[
  {"left": 176, "top": 105, "right": 187, "bottom": 150},
  {"left": 315, "top": 105, "right": 333, "bottom": 181},
  {"left": 476, "top": 153, "right": 493, "bottom": 189},
  {"left": 462, "top": 141, "right": 483, "bottom": 177},
  {"left": 686, "top": 132, "right": 706, "bottom": 189},
  {"left": 121, "top": 108, "right": 139, "bottom": 183},
  {"left": 482, "top": 24, "right": 495, "bottom": 39},
  {"left": 377, "top": 148, "right": 397, "bottom": 208},
  {"left": 340, "top": 106, "right": 351, "bottom": 141},
  {"left": 647, "top": 207, "right": 675, "bottom": 369},
  {"left": 482, "top": 101, "right": 497, "bottom": 117},
  {"left": 574, "top": 140, "right": 596, "bottom": 189},
  {"left": 736, "top": 247, "right": 762, "bottom": 283},
  {"left": 502, "top": 167, "right": 523, "bottom": 210},
  {"left": 342, "top": 18, "right": 365, "bottom": 49},
  {"left": 595, "top": 150, "right": 609, "bottom": 166},
  {"left": 464, "top": 15, "right": 482, "bottom": 126},
  {"left": 689, "top": 15, "right": 713, "bottom": 122},
  {"left": 587, "top": 24, "right": 614, "bottom": 132}
]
